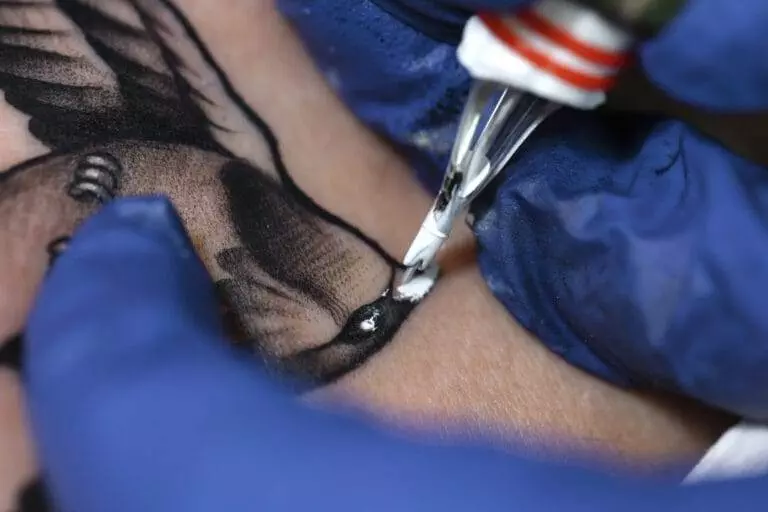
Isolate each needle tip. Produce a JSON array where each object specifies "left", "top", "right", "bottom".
[{"left": 393, "top": 264, "right": 439, "bottom": 303}]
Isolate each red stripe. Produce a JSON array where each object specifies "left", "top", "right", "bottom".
[
  {"left": 478, "top": 13, "right": 616, "bottom": 92},
  {"left": 516, "top": 9, "right": 627, "bottom": 68}
]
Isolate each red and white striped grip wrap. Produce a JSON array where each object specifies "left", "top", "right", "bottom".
[{"left": 457, "top": 0, "right": 633, "bottom": 109}]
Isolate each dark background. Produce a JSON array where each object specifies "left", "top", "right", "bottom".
[{"left": 608, "top": 65, "right": 768, "bottom": 166}]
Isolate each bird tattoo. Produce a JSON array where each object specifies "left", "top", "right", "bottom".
[{"left": 0, "top": 0, "right": 426, "bottom": 389}]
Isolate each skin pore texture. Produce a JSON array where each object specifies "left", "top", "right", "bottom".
[{"left": 0, "top": 0, "right": 735, "bottom": 510}]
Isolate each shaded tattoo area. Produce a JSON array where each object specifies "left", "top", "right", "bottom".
[{"left": 0, "top": 0, "right": 425, "bottom": 387}]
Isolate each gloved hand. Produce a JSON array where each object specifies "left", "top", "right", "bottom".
[
  {"left": 277, "top": 0, "right": 768, "bottom": 420},
  {"left": 22, "top": 196, "right": 768, "bottom": 512},
  {"left": 277, "top": 0, "right": 768, "bottom": 188}
]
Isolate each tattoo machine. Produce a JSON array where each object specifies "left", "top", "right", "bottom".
[{"left": 395, "top": 0, "right": 687, "bottom": 300}]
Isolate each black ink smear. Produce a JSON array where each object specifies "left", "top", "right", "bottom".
[
  {"left": 275, "top": 290, "right": 416, "bottom": 388},
  {"left": 217, "top": 273, "right": 416, "bottom": 389},
  {"left": 0, "top": 332, "right": 23, "bottom": 371},
  {"left": 219, "top": 160, "right": 350, "bottom": 324},
  {"left": 13, "top": 477, "right": 52, "bottom": 512}
]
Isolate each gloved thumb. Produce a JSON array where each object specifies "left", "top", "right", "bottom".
[
  {"left": 22, "top": 196, "right": 763, "bottom": 512},
  {"left": 24, "top": 195, "right": 557, "bottom": 512},
  {"left": 24, "top": 196, "right": 297, "bottom": 511},
  {"left": 639, "top": 0, "right": 768, "bottom": 110},
  {"left": 27, "top": 196, "right": 436, "bottom": 512}
]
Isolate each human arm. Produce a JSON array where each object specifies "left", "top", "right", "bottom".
[{"left": 0, "top": 0, "right": 729, "bottom": 508}]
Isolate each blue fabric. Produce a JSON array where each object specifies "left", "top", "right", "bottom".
[
  {"left": 641, "top": 0, "right": 768, "bottom": 110},
  {"left": 23, "top": 197, "right": 768, "bottom": 511},
  {"left": 278, "top": 0, "right": 768, "bottom": 419},
  {"left": 276, "top": 0, "right": 478, "bottom": 190}
]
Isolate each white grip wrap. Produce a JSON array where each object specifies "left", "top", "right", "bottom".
[{"left": 457, "top": 0, "right": 633, "bottom": 109}]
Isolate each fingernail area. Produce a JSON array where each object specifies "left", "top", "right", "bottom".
[{"left": 92, "top": 197, "right": 195, "bottom": 258}]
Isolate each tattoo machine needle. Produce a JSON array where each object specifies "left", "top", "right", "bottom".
[{"left": 394, "top": 0, "right": 648, "bottom": 301}]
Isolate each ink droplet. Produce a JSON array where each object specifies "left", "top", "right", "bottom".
[{"left": 273, "top": 287, "right": 421, "bottom": 389}]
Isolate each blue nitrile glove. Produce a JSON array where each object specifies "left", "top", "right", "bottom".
[
  {"left": 22, "top": 196, "right": 768, "bottom": 512},
  {"left": 278, "top": 0, "right": 768, "bottom": 420},
  {"left": 470, "top": 0, "right": 768, "bottom": 421}
]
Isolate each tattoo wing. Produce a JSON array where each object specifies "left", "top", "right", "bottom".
[
  {"left": 0, "top": 0, "right": 221, "bottom": 150},
  {"left": 130, "top": 0, "right": 278, "bottom": 176}
]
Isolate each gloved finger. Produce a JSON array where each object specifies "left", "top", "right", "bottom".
[
  {"left": 640, "top": 0, "right": 768, "bottom": 110},
  {"left": 24, "top": 196, "right": 280, "bottom": 511},
  {"left": 22, "top": 197, "right": 767, "bottom": 512},
  {"left": 471, "top": 106, "right": 768, "bottom": 421}
]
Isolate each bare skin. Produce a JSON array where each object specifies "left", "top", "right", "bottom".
[{"left": 0, "top": 0, "right": 732, "bottom": 509}]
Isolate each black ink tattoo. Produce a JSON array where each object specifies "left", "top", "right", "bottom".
[
  {"left": 0, "top": 0, "right": 423, "bottom": 388},
  {"left": 0, "top": 1, "right": 436, "bottom": 510}
]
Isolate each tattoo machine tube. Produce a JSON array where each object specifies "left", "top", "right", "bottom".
[
  {"left": 460, "top": 0, "right": 689, "bottom": 108},
  {"left": 396, "top": 0, "right": 686, "bottom": 296},
  {"left": 460, "top": 3, "right": 632, "bottom": 110}
]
